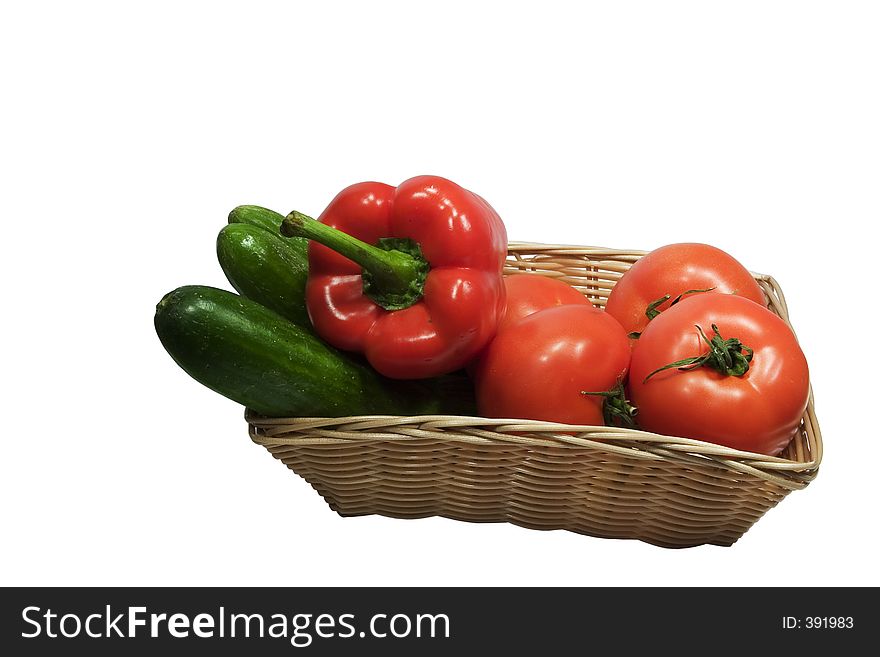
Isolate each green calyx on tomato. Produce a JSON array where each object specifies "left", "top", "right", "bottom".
[
  {"left": 643, "top": 323, "right": 754, "bottom": 383},
  {"left": 644, "top": 287, "right": 716, "bottom": 320},
  {"left": 629, "top": 287, "right": 716, "bottom": 339},
  {"left": 605, "top": 243, "right": 767, "bottom": 340},
  {"left": 581, "top": 380, "right": 638, "bottom": 429}
]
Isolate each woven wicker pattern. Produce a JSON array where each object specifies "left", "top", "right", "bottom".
[{"left": 249, "top": 243, "right": 822, "bottom": 548}]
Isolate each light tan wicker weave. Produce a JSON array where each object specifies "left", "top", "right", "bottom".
[{"left": 248, "top": 243, "right": 822, "bottom": 548}]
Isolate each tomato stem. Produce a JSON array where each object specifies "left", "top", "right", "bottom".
[
  {"left": 642, "top": 323, "right": 754, "bottom": 383},
  {"left": 643, "top": 287, "right": 716, "bottom": 321},
  {"left": 581, "top": 380, "right": 639, "bottom": 429}
]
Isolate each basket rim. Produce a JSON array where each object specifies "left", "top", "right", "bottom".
[
  {"left": 506, "top": 241, "right": 774, "bottom": 281},
  {"left": 247, "top": 397, "right": 822, "bottom": 492}
]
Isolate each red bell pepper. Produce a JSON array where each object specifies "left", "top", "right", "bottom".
[{"left": 281, "top": 175, "right": 507, "bottom": 379}]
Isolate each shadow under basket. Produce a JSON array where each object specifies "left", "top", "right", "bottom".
[{"left": 248, "top": 242, "right": 822, "bottom": 548}]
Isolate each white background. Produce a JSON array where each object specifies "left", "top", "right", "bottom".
[{"left": 2, "top": 1, "right": 878, "bottom": 586}]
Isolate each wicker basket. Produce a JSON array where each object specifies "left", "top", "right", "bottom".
[{"left": 248, "top": 243, "right": 822, "bottom": 548}]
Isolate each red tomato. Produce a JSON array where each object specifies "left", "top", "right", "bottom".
[
  {"left": 628, "top": 293, "right": 809, "bottom": 456},
  {"left": 605, "top": 243, "right": 766, "bottom": 337},
  {"left": 475, "top": 305, "right": 630, "bottom": 425},
  {"left": 466, "top": 275, "right": 590, "bottom": 375},
  {"left": 497, "top": 274, "right": 590, "bottom": 333}
]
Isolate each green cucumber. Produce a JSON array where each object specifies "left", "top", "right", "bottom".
[
  {"left": 228, "top": 204, "right": 286, "bottom": 235},
  {"left": 154, "top": 285, "right": 475, "bottom": 417},
  {"left": 217, "top": 223, "right": 310, "bottom": 327},
  {"left": 227, "top": 205, "right": 309, "bottom": 252}
]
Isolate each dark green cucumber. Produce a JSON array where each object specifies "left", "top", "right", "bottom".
[
  {"left": 227, "top": 205, "right": 309, "bottom": 251},
  {"left": 154, "top": 286, "right": 476, "bottom": 417},
  {"left": 217, "top": 223, "right": 310, "bottom": 327},
  {"left": 228, "top": 205, "right": 286, "bottom": 234}
]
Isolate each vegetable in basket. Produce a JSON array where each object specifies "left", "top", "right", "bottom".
[
  {"left": 628, "top": 293, "right": 809, "bottom": 456},
  {"left": 494, "top": 274, "right": 590, "bottom": 333},
  {"left": 154, "top": 286, "right": 477, "bottom": 417},
  {"left": 474, "top": 305, "right": 633, "bottom": 427},
  {"left": 217, "top": 223, "right": 310, "bottom": 327},
  {"left": 605, "top": 243, "right": 765, "bottom": 339},
  {"left": 228, "top": 204, "right": 299, "bottom": 237},
  {"left": 466, "top": 274, "right": 591, "bottom": 375},
  {"left": 279, "top": 175, "right": 508, "bottom": 380}
]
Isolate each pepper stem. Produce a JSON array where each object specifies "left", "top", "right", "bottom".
[{"left": 281, "top": 211, "right": 430, "bottom": 310}]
